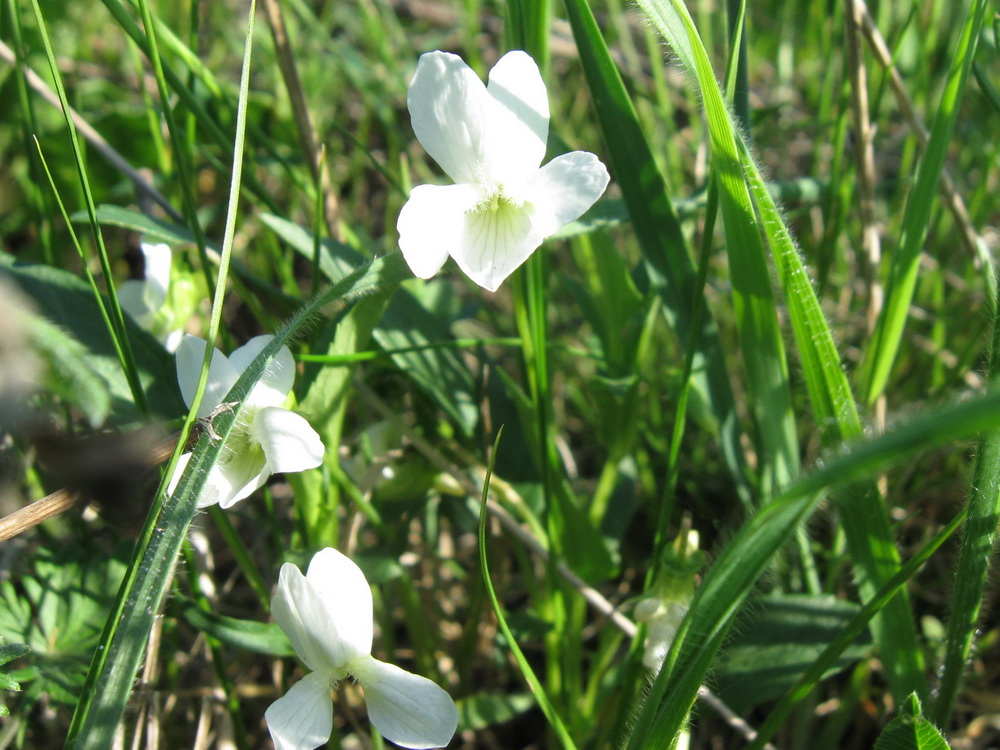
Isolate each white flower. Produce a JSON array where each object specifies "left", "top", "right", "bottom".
[
  {"left": 265, "top": 548, "right": 458, "bottom": 750},
  {"left": 170, "top": 334, "right": 324, "bottom": 509},
  {"left": 397, "top": 50, "right": 610, "bottom": 292},
  {"left": 119, "top": 241, "right": 183, "bottom": 351}
]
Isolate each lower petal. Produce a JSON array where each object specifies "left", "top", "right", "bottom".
[
  {"left": 254, "top": 406, "right": 325, "bottom": 474},
  {"left": 397, "top": 183, "right": 479, "bottom": 280},
  {"left": 526, "top": 151, "right": 610, "bottom": 238},
  {"left": 352, "top": 656, "right": 458, "bottom": 749},
  {"left": 264, "top": 670, "right": 334, "bottom": 750},
  {"left": 454, "top": 200, "right": 541, "bottom": 292}
]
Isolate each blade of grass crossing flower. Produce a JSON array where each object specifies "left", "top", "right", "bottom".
[
  {"left": 859, "top": 0, "right": 990, "bottom": 405},
  {"left": 65, "top": 251, "right": 411, "bottom": 749},
  {"left": 27, "top": 0, "right": 148, "bottom": 417},
  {"left": 649, "top": 0, "right": 801, "bottom": 495},
  {"left": 66, "top": 3, "right": 262, "bottom": 743},
  {"left": 747, "top": 506, "right": 967, "bottom": 750},
  {"left": 561, "top": 0, "right": 754, "bottom": 508},
  {"left": 478, "top": 429, "right": 579, "bottom": 750},
  {"left": 625, "top": 388, "right": 1000, "bottom": 748}
]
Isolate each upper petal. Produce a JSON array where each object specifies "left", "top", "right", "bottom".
[
  {"left": 227, "top": 335, "right": 296, "bottom": 407},
  {"left": 305, "top": 548, "right": 373, "bottom": 661},
  {"left": 351, "top": 657, "right": 458, "bottom": 749},
  {"left": 264, "top": 670, "right": 334, "bottom": 750},
  {"left": 482, "top": 50, "right": 549, "bottom": 186},
  {"left": 139, "top": 241, "right": 172, "bottom": 308},
  {"left": 175, "top": 335, "right": 240, "bottom": 417},
  {"left": 524, "top": 150, "right": 610, "bottom": 239},
  {"left": 397, "top": 183, "right": 480, "bottom": 280},
  {"left": 254, "top": 406, "right": 325, "bottom": 474},
  {"left": 272, "top": 560, "right": 357, "bottom": 672},
  {"left": 407, "top": 51, "right": 489, "bottom": 185}
]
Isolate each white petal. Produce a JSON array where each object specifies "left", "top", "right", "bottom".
[
  {"left": 352, "top": 657, "right": 458, "bottom": 749},
  {"left": 254, "top": 406, "right": 325, "bottom": 474},
  {"left": 118, "top": 279, "right": 154, "bottom": 328},
  {"left": 305, "top": 548, "right": 373, "bottom": 661},
  {"left": 397, "top": 183, "right": 480, "bottom": 280},
  {"left": 227, "top": 335, "right": 296, "bottom": 407},
  {"left": 139, "top": 241, "right": 172, "bottom": 308},
  {"left": 175, "top": 335, "right": 240, "bottom": 417},
  {"left": 407, "top": 51, "right": 489, "bottom": 185},
  {"left": 453, "top": 199, "right": 541, "bottom": 292},
  {"left": 525, "top": 151, "right": 610, "bottom": 239},
  {"left": 483, "top": 50, "right": 549, "bottom": 186},
  {"left": 215, "top": 457, "right": 268, "bottom": 509},
  {"left": 272, "top": 554, "right": 370, "bottom": 672},
  {"left": 265, "top": 670, "right": 333, "bottom": 750}
]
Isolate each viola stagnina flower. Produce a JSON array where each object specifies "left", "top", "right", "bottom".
[
  {"left": 170, "top": 334, "right": 324, "bottom": 509},
  {"left": 266, "top": 547, "right": 458, "bottom": 750},
  {"left": 397, "top": 50, "right": 610, "bottom": 291},
  {"left": 119, "top": 241, "right": 185, "bottom": 351}
]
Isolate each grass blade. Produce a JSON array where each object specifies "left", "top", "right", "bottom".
[
  {"left": 561, "top": 0, "right": 753, "bottom": 507},
  {"left": 626, "top": 384, "right": 1000, "bottom": 748},
  {"left": 859, "top": 0, "right": 990, "bottom": 404},
  {"left": 478, "top": 429, "right": 579, "bottom": 750}
]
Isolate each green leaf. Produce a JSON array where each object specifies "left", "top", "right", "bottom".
[
  {"left": 0, "top": 253, "right": 184, "bottom": 421},
  {"left": 373, "top": 289, "right": 480, "bottom": 438},
  {"left": 21, "top": 312, "right": 111, "bottom": 427},
  {"left": 0, "top": 644, "right": 30, "bottom": 668},
  {"left": 76, "top": 205, "right": 300, "bottom": 316},
  {"left": 874, "top": 694, "right": 951, "bottom": 750},
  {"left": 712, "top": 594, "right": 871, "bottom": 713},
  {"left": 179, "top": 605, "right": 293, "bottom": 657},
  {"left": 457, "top": 692, "right": 535, "bottom": 731}
]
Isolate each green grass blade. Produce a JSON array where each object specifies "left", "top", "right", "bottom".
[
  {"left": 27, "top": 0, "right": 148, "bottom": 417},
  {"left": 657, "top": 0, "right": 801, "bottom": 495},
  {"left": 478, "top": 429, "right": 579, "bottom": 750},
  {"left": 748, "top": 506, "right": 967, "bottom": 749},
  {"left": 561, "top": 0, "right": 753, "bottom": 507},
  {"left": 636, "top": 0, "right": 926, "bottom": 703},
  {"left": 933, "top": 259, "right": 1000, "bottom": 726},
  {"left": 859, "top": 0, "right": 990, "bottom": 405},
  {"left": 625, "top": 385, "right": 1000, "bottom": 748}
]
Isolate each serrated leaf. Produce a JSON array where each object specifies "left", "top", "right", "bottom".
[
  {"left": 21, "top": 313, "right": 111, "bottom": 426},
  {"left": 875, "top": 694, "right": 951, "bottom": 750},
  {"left": 0, "top": 253, "right": 183, "bottom": 421},
  {"left": 0, "top": 643, "right": 30, "bottom": 667}
]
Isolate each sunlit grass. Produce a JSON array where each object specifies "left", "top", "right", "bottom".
[{"left": 0, "top": 0, "right": 998, "bottom": 748}]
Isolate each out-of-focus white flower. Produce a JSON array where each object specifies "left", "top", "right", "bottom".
[
  {"left": 635, "top": 528, "right": 702, "bottom": 673},
  {"left": 119, "top": 241, "right": 184, "bottom": 351},
  {"left": 169, "top": 334, "right": 323, "bottom": 509},
  {"left": 266, "top": 548, "right": 458, "bottom": 750},
  {"left": 397, "top": 50, "right": 610, "bottom": 292}
]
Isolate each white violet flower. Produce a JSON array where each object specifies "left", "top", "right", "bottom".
[
  {"left": 170, "top": 334, "right": 324, "bottom": 509},
  {"left": 266, "top": 547, "right": 459, "bottom": 750},
  {"left": 397, "top": 50, "right": 610, "bottom": 292},
  {"left": 119, "top": 241, "right": 183, "bottom": 351}
]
